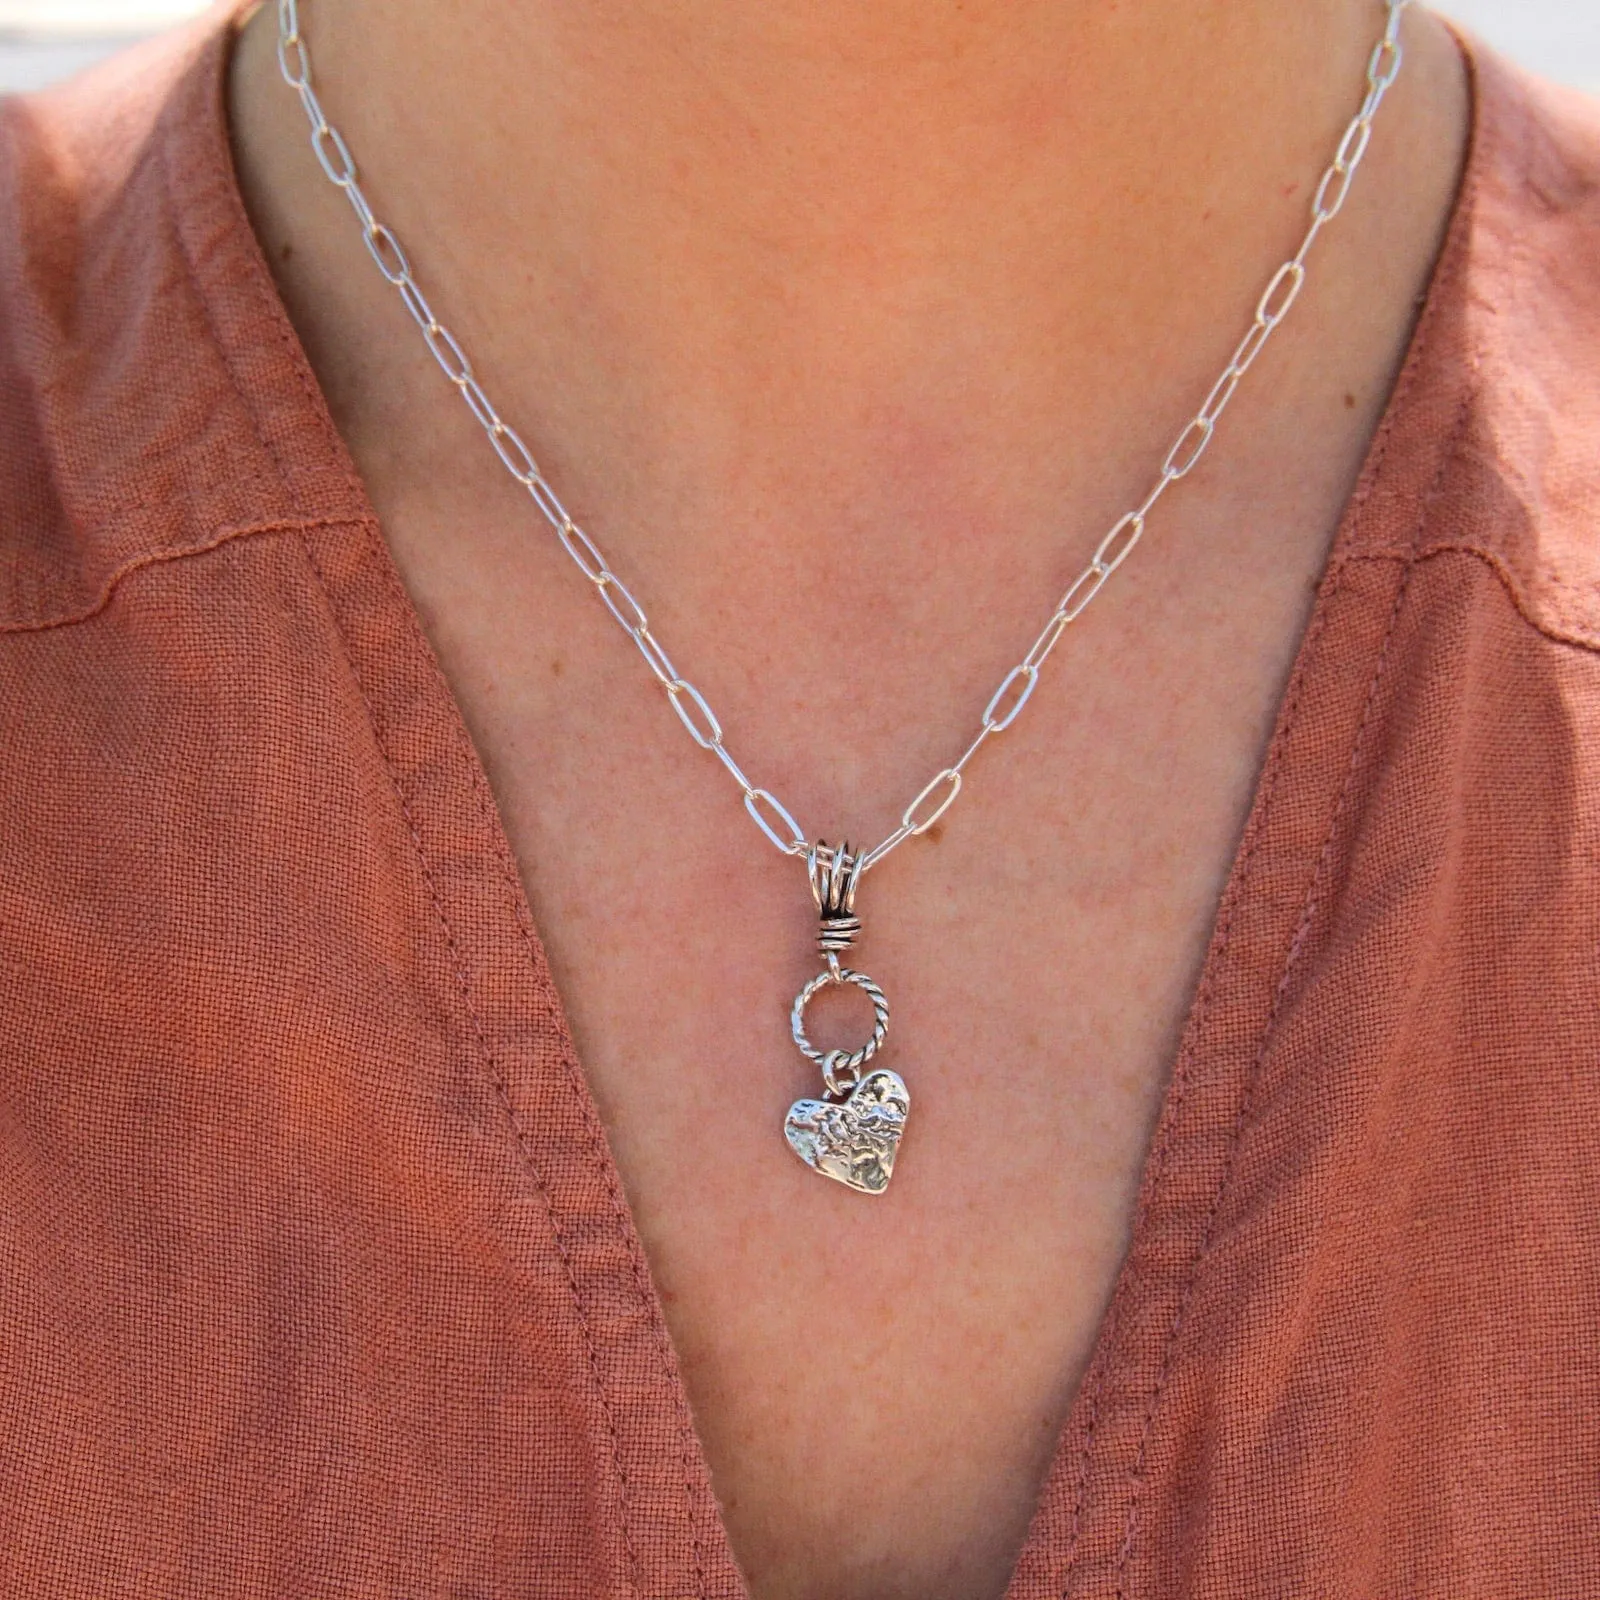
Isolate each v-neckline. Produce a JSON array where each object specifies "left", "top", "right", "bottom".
[{"left": 175, "top": 10, "right": 1484, "bottom": 1593}]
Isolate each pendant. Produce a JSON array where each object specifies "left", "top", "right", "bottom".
[{"left": 783, "top": 842, "right": 910, "bottom": 1194}]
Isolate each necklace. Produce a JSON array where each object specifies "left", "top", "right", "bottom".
[{"left": 274, "top": 0, "right": 1411, "bottom": 1193}]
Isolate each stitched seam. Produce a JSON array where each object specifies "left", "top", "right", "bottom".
[
  {"left": 1063, "top": 576, "right": 1340, "bottom": 1595},
  {"left": 436, "top": 604, "right": 712, "bottom": 1595},
  {"left": 1108, "top": 388, "right": 1470, "bottom": 1596},
  {"left": 351, "top": 502, "right": 709, "bottom": 1597},
  {"left": 164, "top": 98, "right": 644, "bottom": 1588},
  {"left": 1111, "top": 569, "right": 1416, "bottom": 1599},
  {"left": 1346, "top": 542, "right": 1600, "bottom": 656},
  {"left": 267, "top": 324, "right": 664, "bottom": 1600},
  {"left": 310, "top": 457, "right": 712, "bottom": 1587},
  {"left": 295, "top": 529, "right": 647, "bottom": 1595},
  {"left": 1060, "top": 1384, "right": 1099, "bottom": 1584},
  {"left": 0, "top": 518, "right": 344, "bottom": 635},
  {"left": 1050, "top": 546, "right": 1349, "bottom": 1598},
  {"left": 1049, "top": 530, "right": 1353, "bottom": 1596}
]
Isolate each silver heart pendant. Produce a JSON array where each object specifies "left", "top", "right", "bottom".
[{"left": 784, "top": 1069, "right": 910, "bottom": 1195}]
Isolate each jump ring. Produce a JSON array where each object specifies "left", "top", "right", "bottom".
[
  {"left": 821, "top": 1050, "right": 858, "bottom": 1098},
  {"left": 790, "top": 966, "right": 890, "bottom": 1078}
]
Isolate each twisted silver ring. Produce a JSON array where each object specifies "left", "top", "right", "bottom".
[{"left": 790, "top": 966, "right": 890, "bottom": 1089}]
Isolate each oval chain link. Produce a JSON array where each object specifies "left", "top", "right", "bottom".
[{"left": 275, "top": 0, "right": 1410, "bottom": 878}]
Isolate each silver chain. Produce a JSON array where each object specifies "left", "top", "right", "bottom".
[{"left": 275, "top": 0, "right": 1410, "bottom": 878}]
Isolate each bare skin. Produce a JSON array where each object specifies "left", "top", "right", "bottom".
[{"left": 229, "top": 4, "right": 1468, "bottom": 1596}]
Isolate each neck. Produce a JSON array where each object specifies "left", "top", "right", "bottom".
[
  {"left": 313, "top": 0, "right": 1371, "bottom": 278},
  {"left": 242, "top": 0, "right": 1443, "bottom": 507}
]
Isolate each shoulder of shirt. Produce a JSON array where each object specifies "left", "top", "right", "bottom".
[
  {"left": 1339, "top": 36, "right": 1600, "bottom": 656},
  {"left": 0, "top": 6, "right": 367, "bottom": 637}
]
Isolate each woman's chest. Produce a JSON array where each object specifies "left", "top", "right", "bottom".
[
  {"left": 395, "top": 530, "right": 1308, "bottom": 1598},
  {"left": 532, "top": 813, "right": 1209, "bottom": 1599}
]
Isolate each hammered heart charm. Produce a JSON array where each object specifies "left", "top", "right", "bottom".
[{"left": 784, "top": 1069, "right": 910, "bottom": 1195}]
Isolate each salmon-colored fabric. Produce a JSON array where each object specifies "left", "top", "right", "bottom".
[{"left": 2, "top": 10, "right": 1598, "bottom": 1598}]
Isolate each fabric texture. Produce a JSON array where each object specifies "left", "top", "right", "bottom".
[{"left": 1, "top": 9, "right": 1598, "bottom": 1598}]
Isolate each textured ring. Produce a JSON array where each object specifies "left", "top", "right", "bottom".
[{"left": 790, "top": 966, "right": 890, "bottom": 1075}]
